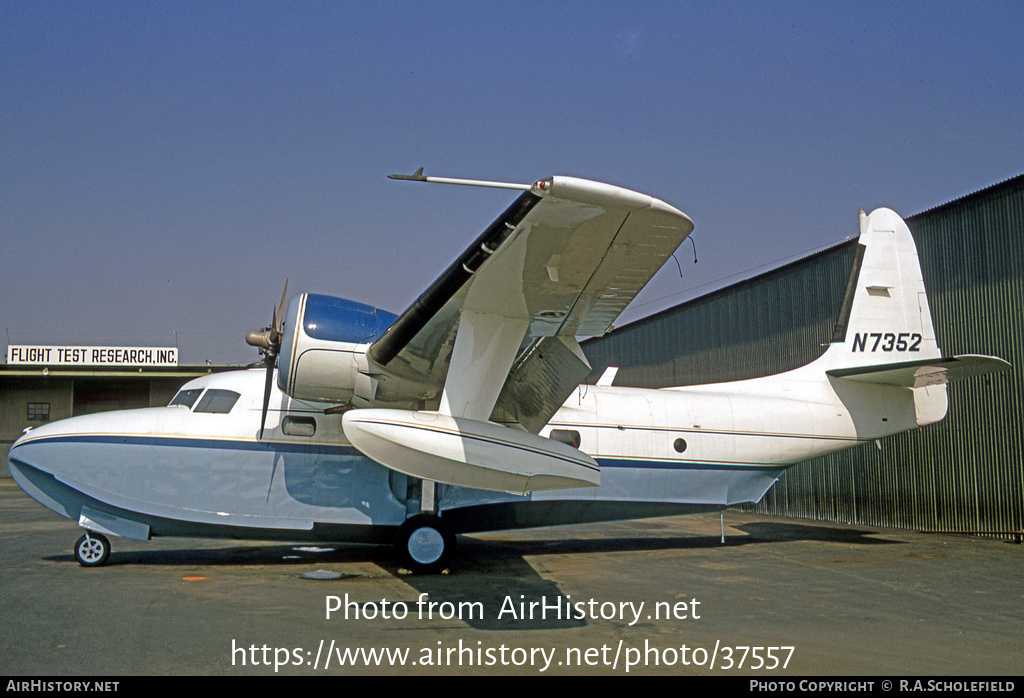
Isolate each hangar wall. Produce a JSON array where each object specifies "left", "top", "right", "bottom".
[{"left": 583, "top": 174, "right": 1023, "bottom": 536}]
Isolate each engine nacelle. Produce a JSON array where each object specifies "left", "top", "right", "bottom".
[{"left": 277, "top": 293, "right": 397, "bottom": 403}]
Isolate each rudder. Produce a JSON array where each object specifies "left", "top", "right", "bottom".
[{"left": 822, "top": 208, "right": 941, "bottom": 370}]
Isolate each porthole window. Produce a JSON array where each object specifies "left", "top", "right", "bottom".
[{"left": 673, "top": 437, "right": 687, "bottom": 453}]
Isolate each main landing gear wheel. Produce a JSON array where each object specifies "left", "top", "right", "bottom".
[
  {"left": 74, "top": 532, "right": 111, "bottom": 567},
  {"left": 396, "top": 514, "right": 455, "bottom": 574}
]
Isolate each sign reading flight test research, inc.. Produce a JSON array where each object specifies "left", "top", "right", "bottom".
[{"left": 7, "top": 345, "right": 178, "bottom": 367}]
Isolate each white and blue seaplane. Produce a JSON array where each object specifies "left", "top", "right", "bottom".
[{"left": 9, "top": 172, "right": 1009, "bottom": 572}]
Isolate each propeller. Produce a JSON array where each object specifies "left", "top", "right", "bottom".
[{"left": 245, "top": 280, "right": 288, "bottom": 439}]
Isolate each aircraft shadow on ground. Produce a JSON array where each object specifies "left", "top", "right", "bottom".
[
  {"left": 41, "top": 540, "right": 585, "bottom": 630},
  {"left": 42, "top": 519, "right": 900, "bottom": 570},
  {"left": 43, "top": 542, "right": 391, "bottom": 569},
  {"left": 729, "top": 521, "right": 902, "bottom": 545},
  {"left": 40, "top": 520, "right": 899, "bottom": 631}
]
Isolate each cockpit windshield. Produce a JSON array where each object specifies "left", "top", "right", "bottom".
[
  {"left": 169, "top": 388, "right": 203, "bottom": 408},
  {"left": 168, "top": 388, "right": 240, "bottom": 414},
  {"left": 194, "top": 389, "right": 240, "bottom": 414}
]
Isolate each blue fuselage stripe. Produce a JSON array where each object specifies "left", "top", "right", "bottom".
[
  {"left": 17, "top": 434, "right": 781, "bottom": 472},
  {"left": 596, "top": 458, "right": 782, "bottom": 472},
  {"left": 17, "top": 434, "right": 359, "bottom": 457}
]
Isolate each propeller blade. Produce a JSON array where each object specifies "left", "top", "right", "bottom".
[
  {"left": 259, "top": 355, "right": 275, "bottom": 439},
  {"left": 271, "top": 280, "right": 289, "bottom": 344},
  {"left": 252, "top": 279, "right": 289, "bottom": 440}
]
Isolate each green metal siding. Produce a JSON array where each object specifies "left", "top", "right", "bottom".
[
  {"left": 583, "top": 175, "right": 1023, "bottom": 536},
  {"left": 584, "top": 242, "right": 859, "bottom": 388}
]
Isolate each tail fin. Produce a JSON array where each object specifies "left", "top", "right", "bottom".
[
  {"left": 819, "top": 208, "right": 1009, "bottom": 427},
  {"left": 822, "top": 208, "right": 941, "bottom": 370}
]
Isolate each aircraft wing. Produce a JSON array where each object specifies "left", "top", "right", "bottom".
[{"left": 356, "top": 175, "right": 694, "bottom": 432}]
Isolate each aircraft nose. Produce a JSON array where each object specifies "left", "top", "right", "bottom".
[
  {"left": 9, "top": 421, "right": 64, "bottom": 474},
  {"left": 8, "top": 421, "right": 86, "bottom": 520},
  {"left": 8, "top": 409, "right": 158, "bottom": 522},
  {"left": 7, "top": 410, "right": 136, "bottom": 493}
]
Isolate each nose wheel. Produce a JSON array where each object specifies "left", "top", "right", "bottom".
[
  {"left": 396, "top": 514, "right": 455, "bottom": 574},
  {"left": 74, "top": 532, "right": 111, "bottom": 567}
]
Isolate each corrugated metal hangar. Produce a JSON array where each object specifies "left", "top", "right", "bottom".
[{"left": 583, "top": 173, "right": 1023, "bottom": 537}]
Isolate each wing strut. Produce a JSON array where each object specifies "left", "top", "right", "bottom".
[
  {"left": 438, "top": 311, "right": 530, "bottom": 421},
  {"left": 388, "top": 167, "right": 534, "bottom": 191}
]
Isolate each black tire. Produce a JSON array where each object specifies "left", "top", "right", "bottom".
[
  {"left": 74, "top": 532, "right": 110, "bottom": 567},
  {"left": 396, "top": 514, "right": 455, "bottom": 574}
]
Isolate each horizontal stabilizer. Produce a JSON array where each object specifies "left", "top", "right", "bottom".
[{"left": 827, "top": 354, "right": 1010, "bottom": 388}]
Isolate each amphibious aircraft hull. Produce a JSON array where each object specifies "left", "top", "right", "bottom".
[{"left": 8, "top": 368, "right": 787, "bottom": 545}]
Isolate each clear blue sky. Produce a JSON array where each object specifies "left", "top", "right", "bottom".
[{"left": 3, "top": 1, "right": 1022, "bottom": 364}]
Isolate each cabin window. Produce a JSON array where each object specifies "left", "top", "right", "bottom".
[
  {"left": 194, "top": 389, "right": 240, "bottom": 414},
  {"left": 673, "top": 438, "right": 687, "bottom": 453},
  {"left": 549, "top": 429, "right": 582, "bottom": 449},
  {"left": 169, "top": 388, "right": 203, "bottom": 408},
  {"left": 282, "top": 416, "right": 316, "bottom": 437},
  {"left": 27, "top": 403, "right": 50, "bottom": 422}
]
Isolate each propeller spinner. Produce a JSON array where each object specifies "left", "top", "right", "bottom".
[{"left": 245, "top": 281, "right": 288, "bottom": 438}]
